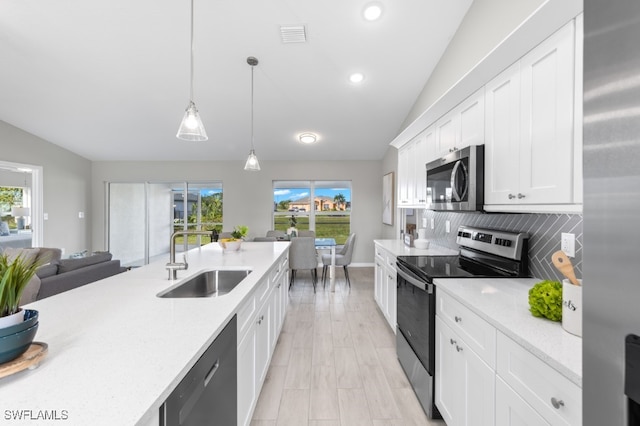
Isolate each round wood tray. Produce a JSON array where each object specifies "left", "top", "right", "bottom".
[{"left": 0, "top": 342, "right": 48, "bottom": 379}]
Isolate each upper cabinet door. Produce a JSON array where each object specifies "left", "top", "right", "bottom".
[
  {"left": 458, "top": 87, "right": 485, "bottom": 148},
  {"left": 484, "top": 62, "right": 521, "bottom": 205},
  {"left": 518, "top": 20, "right": 575, "bottom": 204},
  {"left": 436, "top": 113, "right": 459, "bottom": 156}
]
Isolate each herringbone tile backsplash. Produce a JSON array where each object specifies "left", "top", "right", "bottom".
[{"left": 417, "top": 211, "right": 583, "bottom": 282}]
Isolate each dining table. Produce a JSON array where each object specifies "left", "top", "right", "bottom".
[{"left": 314, "top": 237, "right": 337, "bottom": 292}]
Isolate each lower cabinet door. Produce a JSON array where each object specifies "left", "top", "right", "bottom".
[
  {"left": 436, "top": 316, "right": 495, "bottom": 426},
  {"left": 496, "top": 376, "right": 550, "bottom": 426},
  {"left": 255, "top": 301, "right": 271, "bottom": 386},
  {"left": 237, "top": 328, "right": 257, "bottom": 426}
]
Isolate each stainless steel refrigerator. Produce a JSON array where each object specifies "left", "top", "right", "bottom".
[{"left": 584, "top": 0, "right": 640, "bottom": 424}]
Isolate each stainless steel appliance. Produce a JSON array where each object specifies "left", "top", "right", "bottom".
[
  {"left": 426, "top": 145, "right": 484, "bottom": 211},
  {"left": 161, "top": 315, "right": 237, "bottom": 426},
  {"left": 396, "top": 226, "right": 528, "bottom": 418},
  {"left": 583, "top": 1, "right": 640, "bottom": 424}
]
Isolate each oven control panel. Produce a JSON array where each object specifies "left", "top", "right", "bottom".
[{"left": 456, "top": 226, "right": 528, "bottom": 260}]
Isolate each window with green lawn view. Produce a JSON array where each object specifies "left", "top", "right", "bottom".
[{"left": 273, "top": 181, "right": 351, "bottom": 244}]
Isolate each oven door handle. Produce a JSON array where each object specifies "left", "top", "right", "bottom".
[{"left": 396, "top": 262, "right": 433, "bottom": 294}]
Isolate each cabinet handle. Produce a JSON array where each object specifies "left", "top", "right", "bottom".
[
  {"left": 449, "top": 338, "right": 456, "bottom": 345},
  {"left": 456, "top": 345, "right": 463, "bottom": 352},
  {"left": 508, "top": 193, "right": 516, "bottom": 199},
  {"left": 517, "top": 193, "right": 526, "bottom": 199},
  {"left": 550, "top": 397, "right": 565, "bottom": 409},
  {"left": 454, "top": 316, "right": 462, "bottom": 323},
  {"left": 257, "top": 315, "right": 265, "bottom": 325}
]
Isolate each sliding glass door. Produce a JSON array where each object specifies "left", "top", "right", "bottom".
[{"left": 108, "top": 181, "right": 222, "bottom": 267}]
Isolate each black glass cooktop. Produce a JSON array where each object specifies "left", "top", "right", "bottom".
[{"left": 396, "top": 254, "right": 518, "bottom": 282}]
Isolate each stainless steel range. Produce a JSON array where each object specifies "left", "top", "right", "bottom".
[{"left": 395, "top": 225, "right": 529, "bottom": 418}]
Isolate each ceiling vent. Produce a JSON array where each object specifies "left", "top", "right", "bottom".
[{"left": 280, "top": 25, "right": 307, "bottom": 43}]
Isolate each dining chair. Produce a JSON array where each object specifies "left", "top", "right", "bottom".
[
  {"left": 288, "top": 237, "right": 318, "bottom": 292},
  {"left": 297, "top": 230, "right": 315, "bottom": 237},
  {"left": 321, "top": 233, "right": 356, "bottom": 287},
  {"left": 266, "top": 230, "right": 286, "bottom": 239},
  {"left": 253, "top": 236, "right": 276, "bottom": 242}
]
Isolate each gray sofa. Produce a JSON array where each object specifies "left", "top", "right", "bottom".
[{"left": 34, "top": 249, "right": 127, "bottom": 300}]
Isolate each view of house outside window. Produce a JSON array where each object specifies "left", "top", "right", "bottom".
[{"left": 273, "top": 181, "right": 351, "bottom": 244}]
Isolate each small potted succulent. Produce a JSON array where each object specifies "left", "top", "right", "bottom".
[{"left": 219, "top": 225, "right": 248, "bottom": 252}]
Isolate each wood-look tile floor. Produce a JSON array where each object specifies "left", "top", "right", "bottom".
[{"left": 250, "top": 267, "right": 446, "bottom": 426}]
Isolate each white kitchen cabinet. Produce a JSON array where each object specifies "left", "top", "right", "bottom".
[
  {"left": 496, "top": 377, "right": 550, "bottom": 426},
  {"left": 436, "top": 312, "right": 495, "bottom": 426},
  {"left": 485, "top": 20, "right": 579, "bottom": 211},
  {"left": 434, "top": 88, "right": 485, "bottom": 159},
  {"left": 496, "top": 332, "right": 581, "bottom": 426},
  {"left": 397, "top": 128, "right": 430, "bottom": 207},
  {"left": 237, "top": 322, "right": 257, "bottom": 426},
  {"left": 373, "top": 243, "right": 397, "bottom": 331},
  {"left": 237, "top": 251, "right": 289, "bottom": 426}
]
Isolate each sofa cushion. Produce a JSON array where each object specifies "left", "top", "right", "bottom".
[
  {"left": 58, "top": 252, "right": 113, "bottom": 274},
  {"left": 36, "top": 263, "right": 58, "bottom": 279},
  {"left": 3, "top": 247, "right": 40, "bottom": 265}
]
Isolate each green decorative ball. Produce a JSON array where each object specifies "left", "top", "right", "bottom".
[{"left": 528, "top": 280, "right": 563, "bottom": 322}]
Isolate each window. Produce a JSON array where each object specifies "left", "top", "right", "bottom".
[{"left": 273, "top": 181, "right": 351, "bottom": 244}]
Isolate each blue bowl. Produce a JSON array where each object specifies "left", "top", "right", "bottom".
[
  {"left": 0, "top": 310, "right": 39, "bottom": 339},
  {"left": 0, "top": 322, "right": 39, "bottom": 364}
]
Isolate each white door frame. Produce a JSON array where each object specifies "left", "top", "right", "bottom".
[{"left": 0, "top": 160, "right": 44, "bottom": 248}]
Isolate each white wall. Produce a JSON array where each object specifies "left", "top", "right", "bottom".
[
  {"left": 92, "top": 160, "right": 383, "bottom": 264},
  {"left": 400, "top": 0, "right": 546, "bottom": 130},
  {"left": 0, "top": 120, "right": 92, "bottom": 254}
]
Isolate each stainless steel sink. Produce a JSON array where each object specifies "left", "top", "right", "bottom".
[{"left": 157, "top": 270, "right": 252, "bottom": 298}]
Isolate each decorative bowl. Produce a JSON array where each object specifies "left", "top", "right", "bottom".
[
  {"left": 414, "top": 239, "right": 430, "bottom": 249},
  {"left": 0, "top": 322, "right": 39, "bottom": 364},
  {"left": 0, "top": 310, "right": 39, "bottom": 339},
  {"left": 219, "top": 240, "right": 242, "bottom": 252}
]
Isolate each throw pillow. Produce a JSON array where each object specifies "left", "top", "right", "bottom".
[
  {"left": 58, "top": 252, "right": 113, "bottom": 274},
  {"left": 0, "top": 221, "right": 9, "bottom": 236},
  {"left": 19, "top": 275, "right": 41, "bottom": 305}
]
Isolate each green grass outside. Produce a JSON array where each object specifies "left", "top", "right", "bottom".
[{"left": 274, "top": 216, "right": 350, "bottom": 244}]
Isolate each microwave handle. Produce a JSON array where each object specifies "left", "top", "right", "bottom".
[{"left": 450, "top": 160, "right": 468, "bottom": 202}]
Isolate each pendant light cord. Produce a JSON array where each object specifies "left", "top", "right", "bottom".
[
  {"left": 250, "top": 63, "right": 255, "bottom": 150},
  {"left": 189, "top": 0, "right": 195, "bottom": 102}
]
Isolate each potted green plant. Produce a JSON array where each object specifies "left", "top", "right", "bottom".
[
  {"left": 230, "top": 225, "right": 249, "bottom": 240},
  {"left": 0, "top": 253, "right": 43, "bottom": 328},
  {"left": 287, "top": 215, "right": 298, "bottom": 237},
  {"left": 220, "top": 225, "right": 248, "bottom": 252}
]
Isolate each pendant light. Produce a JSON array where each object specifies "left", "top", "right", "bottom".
[
  {"left": 244, "top": 56, "right": 261, "bottom": 171},
  {"left": 176, "top": 0, "right": 208, "bottom": 141}
]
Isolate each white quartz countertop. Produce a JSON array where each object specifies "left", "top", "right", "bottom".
[
  {"left": 435, "top": 277, "right": 582, "bottom": 387},
  {"left": 0, "top": 242, "right": 289, "bottom": 426},
  {"left": 374, "top": 239, "right": 458, "bottom": 257}
]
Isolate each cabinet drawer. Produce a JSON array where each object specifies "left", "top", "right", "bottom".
[
  {"left": 497, "top": 332, "right": 581, "bottom": 426},
  {"left": 269, "top": 262, "right": 282, "bottom": 283},
  {"left": 385, "top": 252, "right": 396, "bottom": 270},
  {"left": 237, "top": 293, "right": 256, "bottom": 340},
  {"left": 374, "top": 245, "right": 386, "bottom": 263},
  {"left": 437, "top": 291, "right": 496, "bottom": 368},
  {"left": 254, "top": 276, "right": 272, "bottom": 306}
]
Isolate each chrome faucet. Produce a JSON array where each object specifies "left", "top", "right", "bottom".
[{"left": 167, "top": 230, "right": 214, "bottom": 279}]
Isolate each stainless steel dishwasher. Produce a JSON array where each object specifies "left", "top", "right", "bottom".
[{"left": 160, "top": 315, "right": 237, "bottom": 426}]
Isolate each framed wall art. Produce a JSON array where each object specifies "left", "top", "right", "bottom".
[{"left": 382, "top": 172, "right": 394, "bottom": 225}]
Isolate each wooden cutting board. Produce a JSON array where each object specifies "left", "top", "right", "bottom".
[{"left": 0, "top": 342, "right": 48, "bottom": 379}]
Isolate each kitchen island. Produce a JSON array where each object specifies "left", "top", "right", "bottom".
[{"left": 0, "top": 241, "right": 289, "bottom": 426}]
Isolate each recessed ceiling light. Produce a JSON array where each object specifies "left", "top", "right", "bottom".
[
  {"left": 363, "top": 3, "right": 383, "bottom": 21},
  {"left": 299, "top": 133, "right": 318, "bottom": 144},
  {"left": 349, "top": 73, "right": 365, "bottom": 84}
]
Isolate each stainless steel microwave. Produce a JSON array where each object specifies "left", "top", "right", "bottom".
[{"left": 425, "top": 145, "right": 484, "bottom": 211}]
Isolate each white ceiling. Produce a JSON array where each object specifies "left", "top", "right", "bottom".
[{"left": 0, "top": 0, "right": 472, "bottom": 162}]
